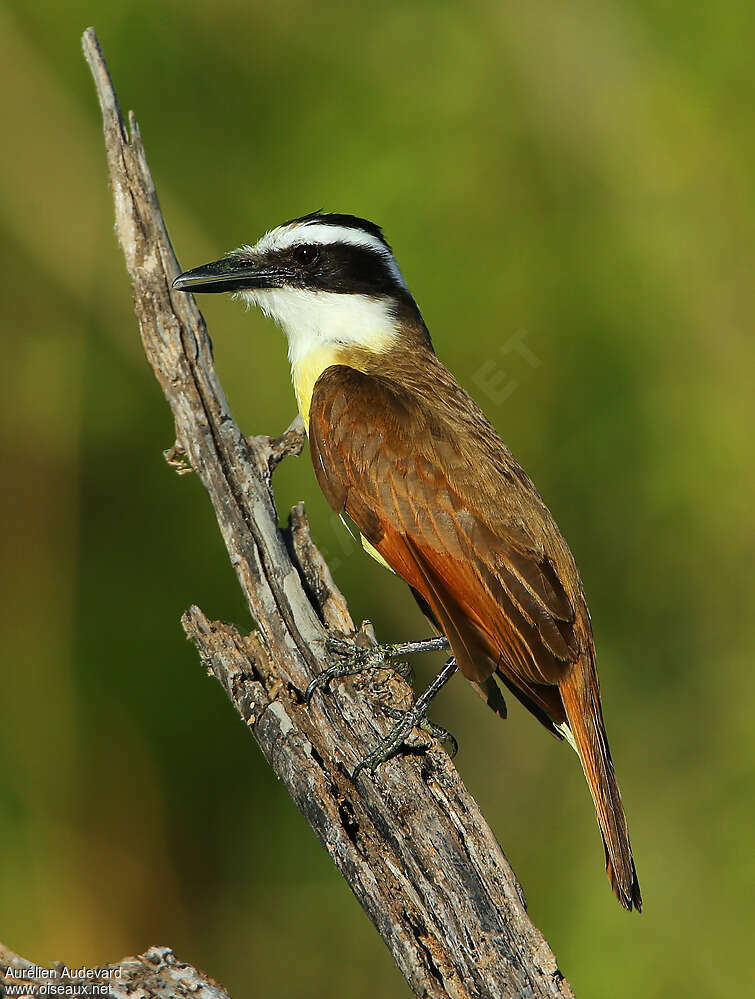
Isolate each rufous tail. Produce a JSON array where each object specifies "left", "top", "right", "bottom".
[{"left": 560, "top": 661, "right": 642, "bottom": 911}]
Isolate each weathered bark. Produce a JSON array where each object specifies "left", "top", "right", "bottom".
[
  {"left": 42, "top": 26, "right": 579, "bottom": 999},
  {"left": 0, "top": 944, "right": 231, "bottom": 998}
]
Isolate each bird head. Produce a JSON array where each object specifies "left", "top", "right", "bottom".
[{"left": 172, "top": 212, "right": 429, "bottom": 365}]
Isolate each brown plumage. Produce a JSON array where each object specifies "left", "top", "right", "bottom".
[
  {"left": 309, "top": 341, "right": 641, "bottom": 912},
  {"left": 172, "top": 210, "right": 641, "bottom": 911}
]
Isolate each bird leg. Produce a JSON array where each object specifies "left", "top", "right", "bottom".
[
  {"left": 380, "top": 707, "right": 459, "bottom": 759},
  {"left": 304, "top": 633, "right": 450, "bottom": 703},
  {"left": 352, "top": 657, "right": 459, "bottom": 779}
]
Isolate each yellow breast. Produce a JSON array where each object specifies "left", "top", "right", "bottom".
[
  {"left": 291, "top": 324, "right": 397, "bottom": 427},
  {"left": 292, "top": 343, "right": 345, "bottom": 426}
]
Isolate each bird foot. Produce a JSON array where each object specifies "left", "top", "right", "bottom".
[
  {"left": 352, "top": 656, "right": 459, "bottom": 779},
  {"left": 304, "top": 636, "right": 413, "bottom": 704},
  {"left": 305, "top": 633, "right": 450, "bottom": 704},
  {"left": 352, "top": 701, "right": 457, "bottom": 780}
]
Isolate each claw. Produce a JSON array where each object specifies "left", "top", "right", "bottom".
[
  {"left": 305, "top": 640, "right": 458, "bottom": 778},
  {"left": 352, "top": 727, "right": 411, "bottom": 779},
  {"left": 304, "top": 672, "right": 332, "bottom": 704},
  {"left": 383, "top": 706, "right": 458, "bottom": 758},
  {"left": 351, "top": 657, "right": 459, "bottom": 779},
  {"left": 351, "top": 708, "right": 456, "bottom": 780},
  {"left": 306, "top": 633, "right": 445, "bottom": 704},
  {"left": 305, "top": 639, "right": 394, "bottom": 705},
  {"left": 324, "top": 634, "right": 360, "bottom": 657}
]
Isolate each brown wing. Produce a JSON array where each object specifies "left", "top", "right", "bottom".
[
  {"left": 308, "top": 364, "right": 583, "bottom": 725},
  {"left": 310, "top": 362, "right": 641, "bottom": 910}
]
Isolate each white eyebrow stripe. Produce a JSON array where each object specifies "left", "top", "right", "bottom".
[
  {"left": 256, "top": 222, "right": 385, "bottom": 254},
  {"left": 252, "top": 222, "right": 407, "bottom": 288}
]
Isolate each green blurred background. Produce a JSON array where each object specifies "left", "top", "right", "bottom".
[{"left": 1, "top": 1, "right": 753, "bottom": 996}]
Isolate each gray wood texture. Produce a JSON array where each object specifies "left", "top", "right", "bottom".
[
  {"left": 0, "top": 27, "right": 577, "bottom": 999},
  {"left": 0, "top": 944, "right": 231, "bottom": 998}
]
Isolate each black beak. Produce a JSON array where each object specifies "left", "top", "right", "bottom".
[{"left": 172, "top": 255, "right": 281, "bottom": 294}]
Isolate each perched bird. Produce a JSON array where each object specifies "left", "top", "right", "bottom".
[{"left": 173, "top": 211, "right": 642, "bottom": 911}]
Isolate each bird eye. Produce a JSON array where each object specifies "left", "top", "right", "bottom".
[{"left": 293, "top": 244, "right": 320, "bottom": 266}]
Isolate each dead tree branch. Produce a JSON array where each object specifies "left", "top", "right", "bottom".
[
  {"left": 38, "top": 27, "right": 580, "bottom": 999},
  {"left": 0, "top": 944, "right": 231, "bottom": 998}
]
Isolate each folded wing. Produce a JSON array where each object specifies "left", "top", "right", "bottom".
[
  {"left": 309, "top": 362, "right": 641, "bottom": 911},
  {"left": 309, "top": 364, "right": 581, "bottom": 722}
]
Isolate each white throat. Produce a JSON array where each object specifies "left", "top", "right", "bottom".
[{"left": 240, "top": 287, "right": 399, "bottom": 422}]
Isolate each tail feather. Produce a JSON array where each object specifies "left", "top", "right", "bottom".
[{"left": 560, "top": 661, "right": 642, "bottom": 912}]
